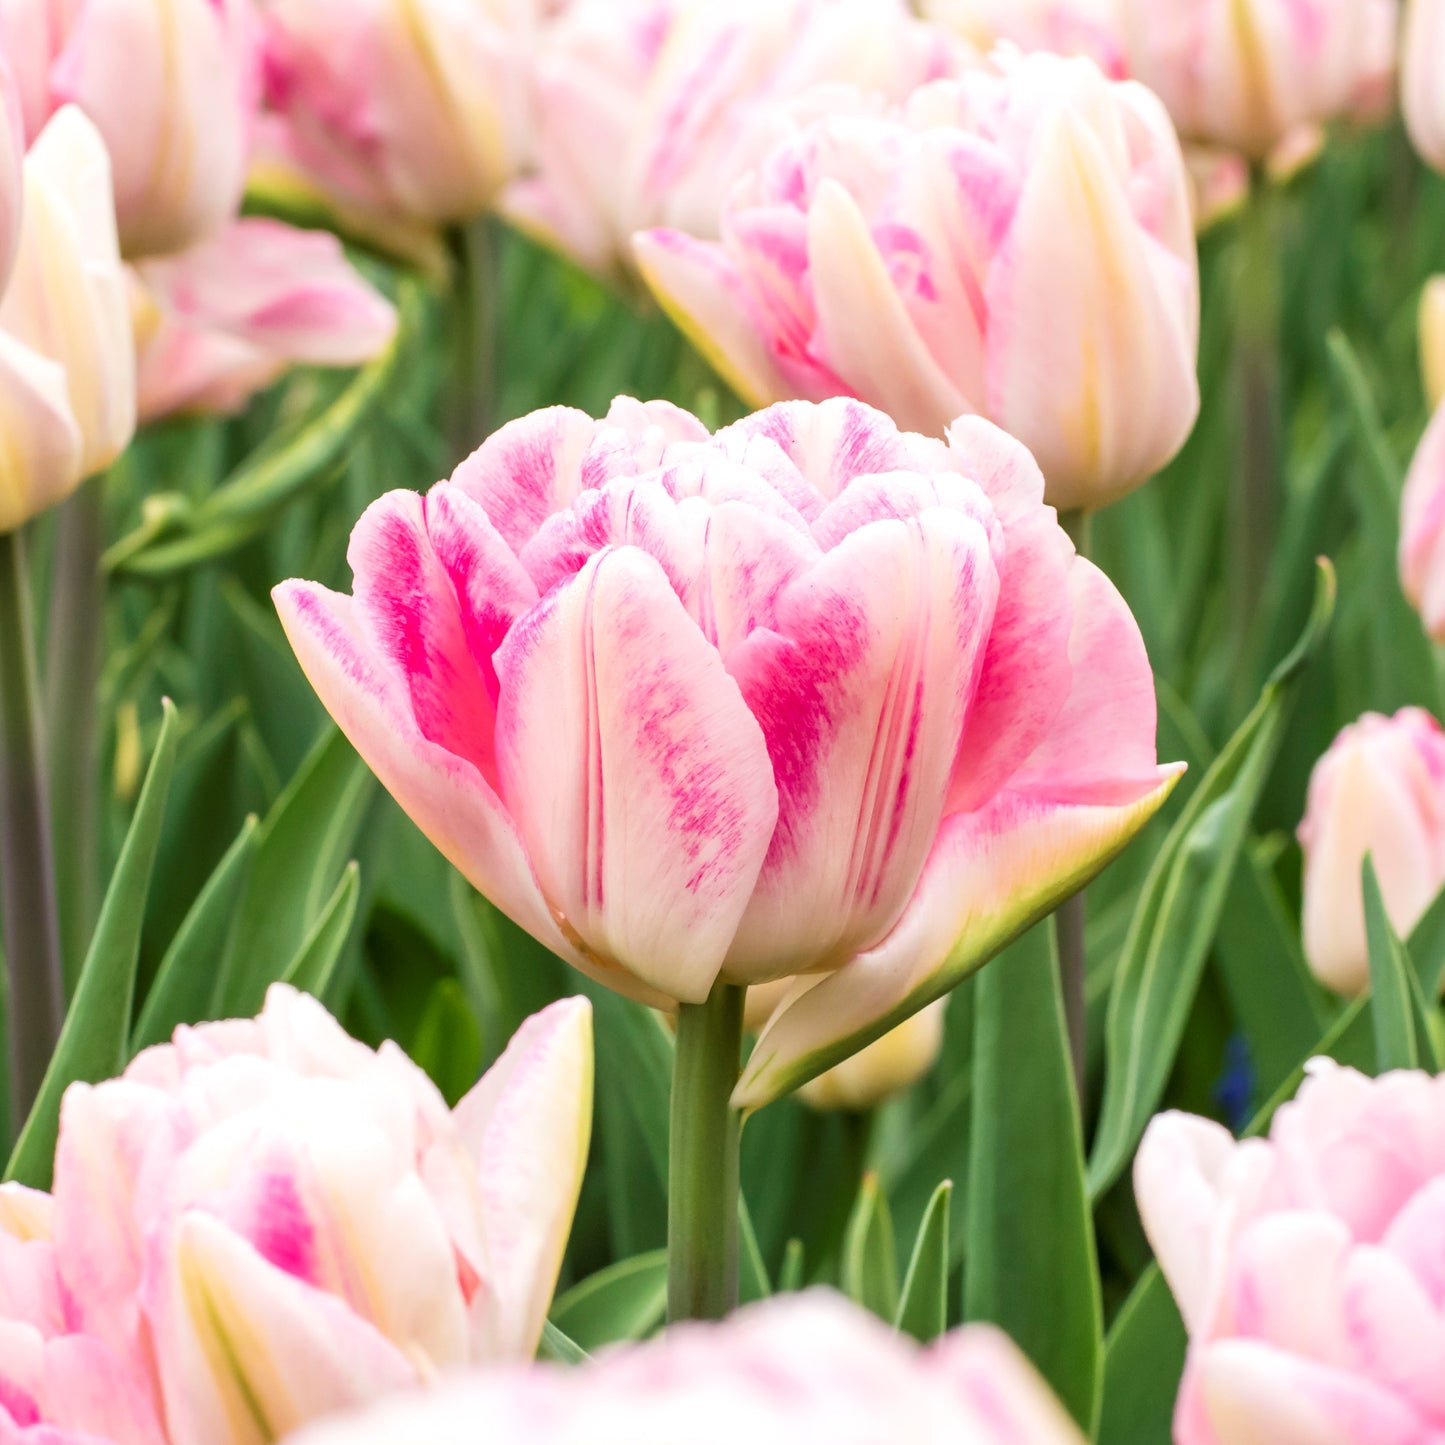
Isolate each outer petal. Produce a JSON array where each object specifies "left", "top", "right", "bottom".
[
  {"left": 1404, "top": 0, "right": 1445, "bottom": 174},
  {"left": 1422, "top": 277, "right": 1445, "bottom": 413},
  {"left": 493, "top": 547, "right": 778, "bottom": 1003},
  {"left": 0, "top": 336, "right": 82, "bottom": 534},
  {"left": 1401, "top": 404, "right": 1445, "bottom": 644},
  {"left": 452, "top": 997, "right": 593, "bottom": 1360},
  {"left": 796, "top": 997, "right": 946, "bottom": 1111}
]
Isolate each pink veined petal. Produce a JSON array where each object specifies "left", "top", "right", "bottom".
[
  {"left": 0, "top": 333, "right": 83, "bottom": 534},
  {"left": 41, "top": 1335, "right": 167, "bottom": 1445},
  {"left": 723, "top": 507, "right": 999, "bottom": 983},
  {"left": 493, "top": 547, "right": 779, "bottom": 1004},
  {"left": 452, "top": 997, "right": 593, "bottom": 1361},
  {"left": 734, "top": 767, "right": 1182, "bottom": 1106},
  {"left": 1338, "top": 1244, "right": 1445, "bottom": 1420},
  {"left": 1224, "top": 1213, "right": 1354, "bottom": 1359}
]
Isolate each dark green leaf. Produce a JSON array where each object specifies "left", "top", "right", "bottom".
[
  {"left": 549, "top": 1250, "right": 668, "bottom": 1352},
  {"left": 894, "top": 1180, "right": 952, "bottom": 1343},
  {"left": 1097, "top": 1266, "right": 1187, "bottom": 1445},
  {"left": 738, "top": 1194, "right": 771, "bottom": 1305},
  {"left": 841, "top": 1173, "right": 898, "bottom": 1322},
  {"left": 280, "top": 860, "right": 361, "bottom": 1006},
  {"left": 1363, "top": 857, "right": 1441, "bottom": 1071},
  {"left": 537, "top": 1320, "right": 590, "bottom": 1365}
]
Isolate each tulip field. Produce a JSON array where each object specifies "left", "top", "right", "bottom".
[{"left": 2, "top": 1, "right": 1445, "bottom": 1442}]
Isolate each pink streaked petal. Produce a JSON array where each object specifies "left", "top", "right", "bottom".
[
  {"left": 1338, "top": 1244, "right": 1445, "bottom": 1420},
  {"left": 723, "top": 509, "right": 999, "bottom": 983},
  {"left": 493, "top": 548, "right": 778, "bottom": 1004},
  {"left": 41, "top": 1336, "right": 166, "bottom": 1445},
  {"left": 272, "top": 581, "right": 656, "bottom": 1003},
  {"left": 453, "top": 997, "right": 593, "bottom": 1361},
  {"left": 734, "top": 771, "right": 1181, "bottom": 1107},
  {"left": 1382, "top": 1176, "right": 1445, "bottom": 1309},
  {"left": 808, "top": 468, "right": 1000, "bottom": 553}
]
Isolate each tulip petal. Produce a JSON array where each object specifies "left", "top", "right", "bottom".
[
  {"left": 452, "top": 997, "right": 593, "bottom": 1360},
  {"left": 43, "top": 1335, "right": 167, "bottom": 1445},
  {"left": 493, "top": 547, "right": 778, "bottom": 1003},
  {"left": 0, "top": 335, "right": 82, "bottom": 533}
]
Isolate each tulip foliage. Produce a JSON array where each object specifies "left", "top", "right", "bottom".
[{"left": 1, "top": 4, "right": 1444, "bottom": 1445}]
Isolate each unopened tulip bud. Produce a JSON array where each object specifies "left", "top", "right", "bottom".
[
  {"left": 1422, "top": 277, "right": 1445, "bottom": 411},
  {"left": 1297, "top": 709, "right": 1445, "bottom": 994},
  {"left": 1405, "top": 0, "right": 1445, "bottom": 171},
  {"left": 1402, "top": 405, "right": 1445, "bottom": 641}
]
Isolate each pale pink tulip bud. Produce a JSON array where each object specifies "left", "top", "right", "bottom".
[
  {"left": 284, "top": 1292, "right": 1086, "bottom": 1445},
  {"left": 275, "top": 396, "right": 1182, "bottom": 1106},
  {"left": 1297, "top": 709, "right": 1445, "bottom": 994},
  {"left": 0, "top": 55, "right": 22, "bottom": 294},
  {"left": 1422, "top": 277, "right": 1445, "bottom": 411},
  {"left": 1402, "top": 411, "right": 1445, "bottom": 643},
  {"left": 258, "top": 0, "right": 535, "bottom": 229},
  {"left": 132, "top": 217, "right": 397, "bottom": 423},
  {"left": 36, "top": 985, "right": 592, "bottom": 1445},
  {"left": 0, "top": 0, "right": 261, "bottom": 258},
  {"left": 503, "top": 0, "right": 967, "bottom": 283},
  {"left": 1138, "top": 1060, "right": 1445, "bottom": 1445},
  {"left": 1405, "top": 0, "right": 1445, "bottom": 170},
  {"left": 0, "top": 106, "right": 134, "bottom": 534},
  {"left": 635, "top": 52, "right": 1201, "bottom": 511},
  {"left": 1117, "top": 0, "right": 1399, "bottom": 159},
  {"left": 917, "top": 0, "right": 1127, "bottom": 75},
  {"left": 1184, "top": 144, "right": 1250, "bottom": 232}
]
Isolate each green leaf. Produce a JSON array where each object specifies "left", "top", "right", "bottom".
[
  {"left": 1097, "top": 1266, "right": 1187, "bottom": 1445},
  {"left": 738, "top": 1194, "right": 772, "bottom": 1305},
  {"left": 280, "top": 860, "right": 360, "bottom": 1005},
  {"left": 537, "top": 1320, "right": 590, "bottom": 1366},
  {"left": 8, "top": 701, "right": 180, "bottom": 1187},
  {"left": 1088, "top": 561, "right": 1335, "bottom": 1198},
  {"left": 549, "top": 1250, "right": 668, "bottom": 1352},
  {"left": 778, "top": 1238, "right": 804, "bottom": 1294},
  {"left": 1362, "top": 858, "right": 1441, "bottom": 1072},
  {"left": 965, "top": 923, "right": 1101, "bottom": 1433},
  {"left": 132, "top": 814, "right": 260, "bottom": 1053},
  {"left": 894, "top": 1180, "right": 952, "bottom": 1343},
  {"left": 409, "top": 978, "right": 485, "bottom": 1106},
  {"left": 841, "top": 1173, "right": 899, "bottom": 1323},
  {"left": 1407, "top": 879, "right": 1445, "bottom": 997}
]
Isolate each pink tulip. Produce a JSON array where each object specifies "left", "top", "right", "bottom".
[
  {"left": 0, "top": 0, "right": 260, "bottom": 258},
  {"left": 257, "top": 0, "right": 534, "bottom": 229},
  {"left": 1297, "top": 709, "right": 1445, "bottom": 995},
  {"left": 635, "top": 52, "right": 1200, "bottom": 512},
  {"left": 0, "top": 56, "right": 22, "bottom": 294},
  {"left": 1405, "top": 0, "right": 1445, "bottom": 171},
  {"left": 503, "top": 0, "right": 968, "bottom": 282},
  {"left": 1402, "top": 411, "right": 1445, "bottom": 645},
  {"left": 1137, "top": 1060, "right": 1445, "bottom": 1445},
  {"left": 0, "top": 106, "right": 134, "bottom": 533},
  {"left": 1423, "top": 278, "right": 1445, "bottom": 412},
  {"left": 1116, "top": 0, "right": 1399, "bottom": 159},
  {"left": 132, "top": 217, "right": 398, "bottom": 423},
  {"left": 25, "top": 985, "right": 592, "bottom": 1445},
  {"left": 284, "top": 1291, "right": 1085, "bottom": 1445},
  {"left": 275, "top": 395, "right": 1180, "bottom": 1106},
  {"left": 918, "top": 0, "right": 1127, "bottom": 76}
]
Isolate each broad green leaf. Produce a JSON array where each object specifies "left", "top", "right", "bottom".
[
  {"left": 894, "top": 1180, "right": 952, "bottom": 1343},
  {"left": 738, "top": 1194, "right": 772, "bottom": 1305},
  {"left": 841, "top": 1173, "right": 898, "bottom": 1323},
  {"left": 966, "top": 923, "right": 1101, "bottom": 1433},
  {"left": 1097, "top": 1266, "right": 1187, "bottom": 1445},
  {"left": 549, "top": 1250, "right": 667, "bottom": 1352},
  {"left": 778, "top": 1238, "right": 804, "bottom": 1294},
  {"left": 280, "top": 860, "right": 361, "bottom": 1006},
  {"left": 1088, "top": 561, "right": 1335, "bottom": 1198},
  {"left": 1363, "top": 858, "right": 1441, "bottom": 1072},
  {"left": 132, "top": 814, "right": 259, "bottom": 1053},
  {"left": 8, "top": 701, "right": 180, "bottom": 1186},
  {"left": 1407, "top": 879, "right": 1445, "bottom": 997},
  {"left": 409, "top": 977, "right": 485, "bottom": 1106},
  {"left": 537, "top": 1320, "right": 590, "bottom": 1365}
]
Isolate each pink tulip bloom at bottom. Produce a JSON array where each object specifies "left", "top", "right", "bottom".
[
  {"left": 275, "top": 395, "right": 1182, "bottom": 1109},
  {"left": 0, "top": 985, "right": 593, "bottom": 1445},
  {"left": 283, "top": 1291, "right": 1085, "bottom": 1445},
  {"left": 1137, "top": 1061, "right": 1445, "bottom": 1445}
]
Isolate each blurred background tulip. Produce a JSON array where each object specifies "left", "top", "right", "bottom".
[
  {"left": 917, "top": 0, "right": 1126, "bottom": 75},
  {"left": 1422, "top": 276, "right": 1445, "bottom": 410},
  {"left": 1137, "top": 1061, "right": 1445, "bottom": 1445},
  {"left": 283, "top": 1292, "right": 1086, "bottom": 1445},
  {"left": 132, "top": 217, "right": 398, "bottom": 423},
  {"left": 636, "top": 52, "right": 1200, "bottom": 511},
  {"left": 1402, "top": 403, "right": 1445, "bottom": 641},
  {"left": 0, "top": 0, "right": 261, "bottom": 258},
  {"left": 1297, "top": 709, "right": 1445, "bottom": 994},
  {"left": 1403, "top": 0, "right": 1445, "bottom": 172}
]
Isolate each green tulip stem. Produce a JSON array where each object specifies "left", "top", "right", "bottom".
[
  {"left": 0, "top": 526, "right": 67, "bottom": 1131},
  {"left": 668, "top": 979, "right": 745, "bottom": 1322}
]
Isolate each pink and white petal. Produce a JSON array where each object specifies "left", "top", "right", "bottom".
[
  {"left": 0, "top": 337, "right": 83, "bottom": 534},
  {"left": 1339, "top": 1244, "right": 1445, "bottom": 1419},
  {"left": 42, "top": 1335, "right": 166, "bottom": 1445},
  {"left": 633, "top": 228, "right": 796, "bottom": 410},
  {"left": 452, "top": 997, "right": 593, "bottom": 1361},
  {"left": 493, "top": 548, "right": 778, "bottom": 1003},
  {"left": 723, "top": 509, "right": 998, "bottom": 983},
  {"left": 145, "top": 1213, "right": 418, "bottom": 1445},
  {"left": 805, "top": 179, "right": 966, "bottom": 439},
  {"left": 734, "top": 771, "right": 1181, "bottom": 1107},
  {"left": 272, "top": 580, "right": 662, "bottom": 1004}
]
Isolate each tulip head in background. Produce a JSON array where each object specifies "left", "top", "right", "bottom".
[
  {"left": 0, "top": 984, "right": 593, "bottom": 1445},
  {"left": 917, "top": 0, "right": 1126, "bottom": 76},
  {"left": 1137, "top": 1060, "right": 1445, "bottom": 1445},
  {"left": 283, "top": 1291, "right": 1085, "bottom": 1445},
  {"left": 1403, "top": 0, "right": 1445, "bottom": 174},
  {"left": 635, "top": 50, "right": 1200, "bottom": 512}
]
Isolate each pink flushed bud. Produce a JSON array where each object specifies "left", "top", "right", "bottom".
[
  {"left": 502, "top": 0, "right": 968, "bottom": 283},
  {"left": 0, "top": 55, "right": 22, "bottom": 294},
  {"left": 0, "top": 0, "right": 261, "bottom": 258},
  {"left": 1402, "top": 406, "right": 1445, "bottom": 643},
  {"left": 257, "top": 0, "right": 535, "bottom": 230},
  {"left": 284, "top": 1292, "right": 1086, "bottom": 1445},
  {"left": 1297, "top": 709, "right": 1445, "bottom": 994},
  {"left": 1137, "top": 1060, "right": 1445, "bottom": 1445},
  {"left": 917, "top": 0, "right": 1128, "bottom": 76},
  {"left": 1405, "top": 0, "right": 1445, "bottom": 171},
  {"left": 132, "top": 217, "right": 397, "bottom": 423},
  {"left": 37, "top": 985, "right": 592, "bottom": 1445},
  {"left": 0, "top": 106, "right": 134, "bottom": 534},
  {"left": 635, "top": 52, "right": 1200, "bottom": 512},
  {"left": 275, "top": 395, "right": 1182, "bottom": 1107},
  {"left": 1422, "top": 277, "right": 1445, "bottom": 412},
  {"left": 1117, "top": 0, "right": 1399, "bottom": 159}
]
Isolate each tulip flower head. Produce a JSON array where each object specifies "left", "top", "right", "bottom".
[
  {"left": 1402, "top": 409, "right": 1445, "bottom": 644},
  {"left": 284, "top": 1291, "right": 1086, "bottom": 1445},
  {"left": 0, "top": 106, "right": 134, "bottom": 533},
  {"left": 918, "top": 0, "right": 1127, "bottom": 75},
  {"left": 276, "top": 395, "right": 1181, "bottom": 1106},
  {"left": 1116, "top": 0, "right": 1399, "bottom": 159},
  {"left": 1422, "top": 277, "right": 1445, "bottom": 413},
  {"left": 132, "top": 218, "right": 398, "bottom": 422},
  {"left": 1137, "top": 1060, "right": 1445, "bottom": 1445},
  {"left": 1404, "top": 0, "right": 1445, "bottom": 171},
  {"left": 635, "top": 51, "right": 1201, "bottom": 511},
  {"left": 2, "top": 985, "right": 592, "bottom": 1445},
  {"left": 1297, "top": 708, "right": 1445, "bottom": 994}
]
